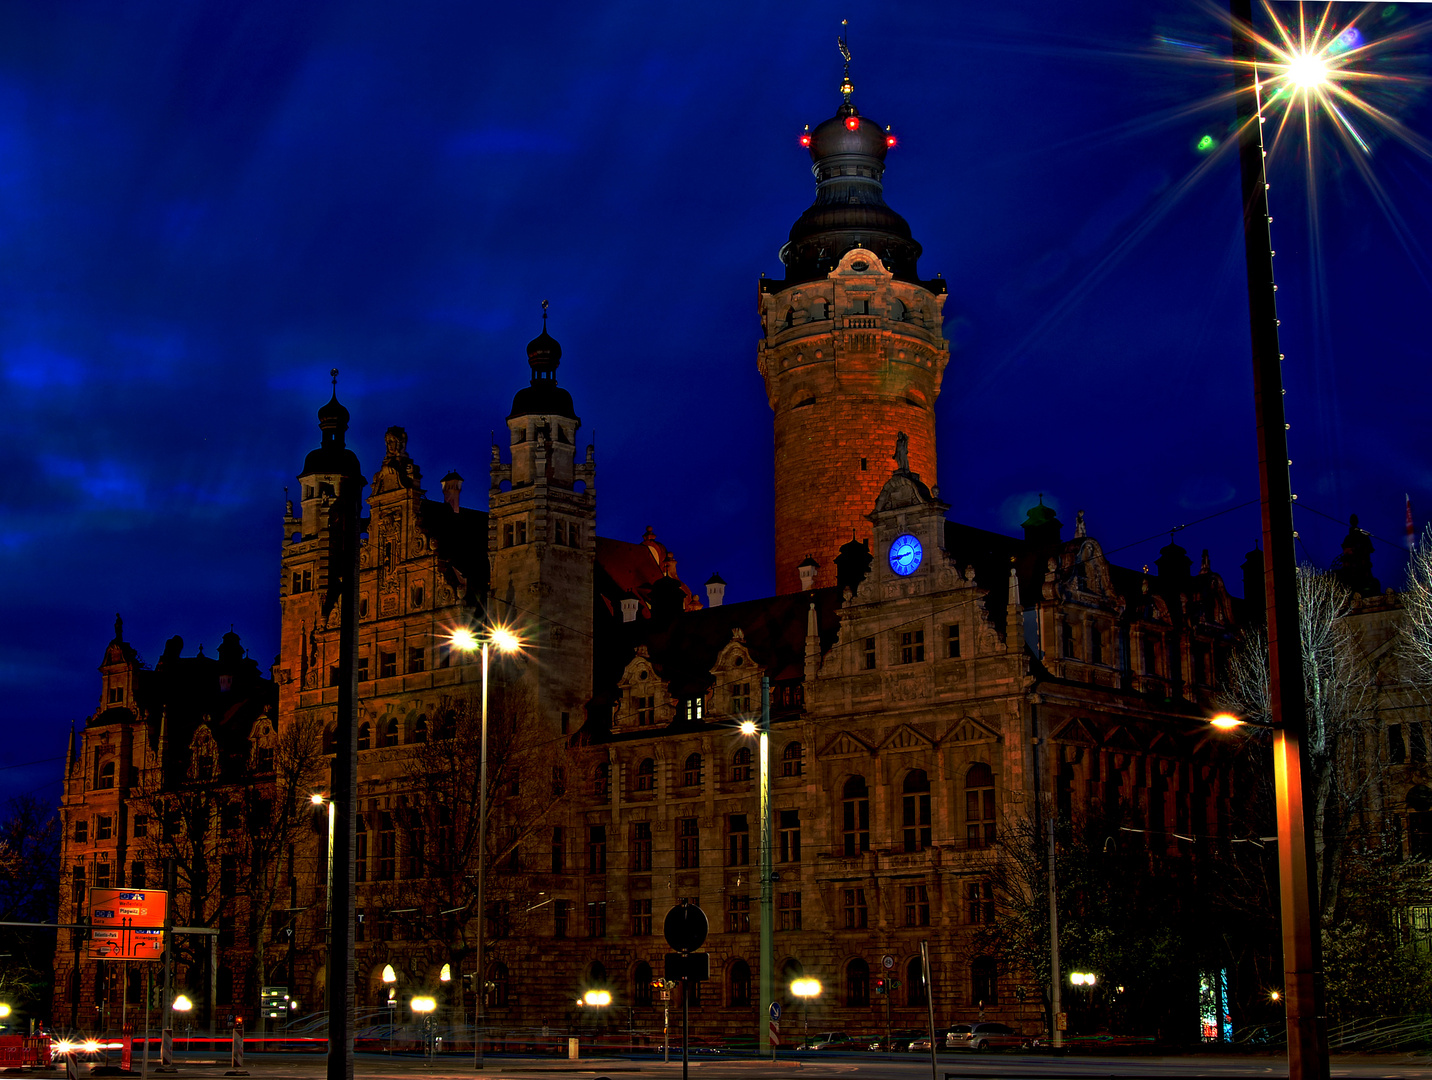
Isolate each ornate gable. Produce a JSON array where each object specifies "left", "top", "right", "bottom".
[
  {"left": 818, "top": 730, "right": 874, "bottom": 759},
  {"left": 1049, "top": 716, "right": 1099, "bottom": 747},
  {"left": 944, "top": 715, "right": 1001, "bottom": 745},
  {"left": 878, "top": 723, "right": 935, "bottom": 753}
]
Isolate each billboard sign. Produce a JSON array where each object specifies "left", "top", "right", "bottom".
[{"left": 89, "top": 888, "right": 167, "bottom": 961}]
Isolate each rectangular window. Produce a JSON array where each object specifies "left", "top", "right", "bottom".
[
  {"left": 967, "top": 880, "right": 995, "bottom": 924},
  {"left": 631, "top": 897, "right": 652, "bottom": 936},
  {"left": 727, "top": 894, "right": 751, "bottom": 933},
  {"left": 568, "top": 523, "right": 580, "bottom": 547},
  {"left": 133, "top": 814, "right": 148, "bottom": 838},
  {"left": 864, "top": 637, "right": 876, "bottom": 670},
  {"left": 379, "top": 651, "right": 397, "bottom": 679},
  {"left": 377, "top": 812, "right": 396, "bottom": 880},
  {"left": 503, "top": 523, "right": 514, "bottom": 548},
  {"left": 291, "top": 571, "right": 301, "bottom": 595},
  {"left": 899, "top": 629, "right": 925, "bottom": 664},
  {"left": 728, "top": 814, "right": 749, "bottom": 866},
  {"left": 554, "top": 899, "right": 570, "bottom": 938},
  {"left": 357, "top": 655, "right": 370, "bottom": 682},
  {"left": 71, "top": 865, "right": 85, "bottom": 905},
  {"left": 554, "top": 520, "right": 566, "bottom": 546},
  {"left": 779, "top": 809, "right": 801, "bottom": 863},
  {"left": 220, "top": 854, "right": 237, "bottom": 896},
  {"left": 904, "top": 884, "right": 930, "bottom": 927},
  {"left": 1391, "top": 725, "right": 1407, "bottom": 765},
  {"left": 947, "top": 624, "right": 961, "bottom": 658},
  {"left": 843, "top": 887, "right": 868, "bottom": 930},
  {"left": 677, "top": 817, "right": 700, "bottom": 869},
  {"left": 633, "top": 821, "right": 652, "bottom": 871},
  {"left": 1091, "top": 624, "right": 1104, "bottom": 666},
  {"left": 516, "top": 520, "right": 527, "bottom": 545},
  {"left": 731, "top": 683, "right": 752, "bottom": 715},
  {"left": 586, "top": 901, "right": 606, "bottom": 938},
  {"left": 1142, "top": 635, "right": 1159, "bottom": 677},
  {"left": 355, "top": 823, "right": 368, "bottom": 882},
  {"left": 302, "top": 569, "right": 312, "bottom": 593},
  {"left": 588, "top": 825, "right": 607, "bottom": 874},
  {"left": 1062, "top": 621, "right": 1076, "bottom": 659},
  {"left": 903, "top": 789, "right": 931, "bottom": 851},
  {"left": 131, "top": 861, "right": 146, "bottom": 889},
  {"left": 1413, "top": 724, "right": 1428, "bottom": 764},
  {"left": 408, "top": 646, "right": 425, "bottom": 673},
  {"left": 550, "top": 827, "right": 564, "bottom": 874},
  {"left": 561, "top": 711, "right": 570, "bottom": 735},
  {"left": 94, "top": 862, "right": 110, "bottom": 890},
  {"left": 635, "top": 695, "right": 655, "bottom": 726},
  {"left": 74, "top": 820, "right": 88, "bottom": 844},
  {"left": 685, "top": 697, "right": 704, "bottom": 721},
  {"left": 778, "top": 891, "right": 802, "bottom": 931},
  {"left": 108, "top": 686, "right": 124, "bottom": 704}
]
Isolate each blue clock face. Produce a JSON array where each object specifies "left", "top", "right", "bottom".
[{"left": 889, "top": 534, "right": 923, "bottom": 576}]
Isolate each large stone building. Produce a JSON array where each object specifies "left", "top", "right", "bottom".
[{"left": 50, "top": 60, "right": 1425, "bottom": 1045}]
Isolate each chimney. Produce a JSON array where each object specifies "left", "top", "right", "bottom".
[
  {"left": 620, "top": 597, "right": 640, "bottom": 623},
  {"left": 706, "top": 573, "right": 727, "bottom": 608},
  {"left": 798, "top": 555, "right": 819, "bottom": 592},
  {"left": 442, "top": 471, "right": 463, "bottom": 513}
]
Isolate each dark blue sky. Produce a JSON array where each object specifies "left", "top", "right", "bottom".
[{"left": 4, "top": 2, "right": 1430, "bottom": 805}]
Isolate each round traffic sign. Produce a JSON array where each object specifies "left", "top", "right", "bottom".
[
  {"left": 882, "top": 954, "right": 895, "bottom": 970},
  {"left": 769, "top": 1001, "right": 782, "bottom": 1021},
  {"left": 662, "top": 901, "right": 709, "bottom": 952}
]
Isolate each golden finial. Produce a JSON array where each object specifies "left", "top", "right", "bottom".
[
  {"left": 330, "top": 367, "right": 339, "bottom": 391},
  {"left": 838, "top": 20, "right": 854, "bottom": 102}
]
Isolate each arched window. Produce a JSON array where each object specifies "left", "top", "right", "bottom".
[
  {"left": 971, "top": 956, "right": 998, "bottom": 1007},
  {"left": 594, "top": 763, "right": 610, "bottom": 801},
  {"left": 634, "top": 961, "right": 653, "bottom": 1007},
  {"left": 907, "top": 955, "right": 928, "bottom": 1007},
  {"left": 383, "top": 718, "right": 400, "bottom": 747},
  {"left": 97, "top": 761, "right": 115, "bottom": 790},
  {"left": 781, "top": 742, "right": 803, "bottom": 777},
  {"left": 842, "top": 776, "right": 870, "bottom": 856},
  {"left": 902, "top": 770, "right": 932, "bottom": 851},
  {"left": 489, "top": 961, "right": 510, "bottom": 1008},
  {"left": 412, "top": 715, "right": 428, "bottom": 744},
  {"left": 683, "top": 754, "right": 703, "bottom": 787},
  {"left": 636, "top": 758, "right": 655, "bottom": 792},
  {"left": 729, "top": 959, "right": 752, "bottom": 1007},
  {"left": 845, "top": 958, "right": 870, "bottom": 1007},
  {"left": 732, "top": 747, "right": 752, "bottom": 782},
  {"left": 965, "top": 763, "right": 996, "bottom": 847},
  {"left": 780, "top": 957, "right": 804, "bottom": 991},
  {"left": 357, "top": 722, "right": 371, "bottom": 751}
]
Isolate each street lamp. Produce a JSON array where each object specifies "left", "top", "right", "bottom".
[
  {"left": 448, "top": 624, "right": 523, "bottom": 1071},
  {"left": 738, "top": 677, "right": 774, "bottom": 1057},
  {"left": 790, "top": 978, "right": 820, "bottom": 1050},
  {"left": 311, "top": 793, "right": 336, "bottom": 1011},
  {"left": 172, "top": 996, "right": 192, "bottom": 1050},
  {"left": 1230, "top": 5, "right": 1329, "bottom": 1078}
]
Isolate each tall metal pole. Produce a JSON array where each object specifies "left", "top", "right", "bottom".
[
  {"left": 1230, "top": 5, "right": 1328, "bottom": 1078},
  {"left": 1047, "top": 825, "right": 1062, "bottom": 1050},
  {"left": 325, "top": 455, "right": 362, "bottom": 1080},
  {"left": 473, "top": 643, "right": 490, "bottom": 1070},
  {"left": 757, "top": 677, "right": 773, "bottom": 1058}
]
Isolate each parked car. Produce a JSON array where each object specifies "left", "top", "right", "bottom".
[
  {"left": 806, "top": 1031, "right": 854, "bottom": 1050},
  {"left": 948, "top": 1022, "right": 1027, "bottom": 1051},
  {"left": 939, "top": 1024, "right": 973, "bottom": 1049},
  {"left": 868, "top": 1029, "right": 925, "bottom": 1051}
]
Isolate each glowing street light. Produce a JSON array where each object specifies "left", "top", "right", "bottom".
[
  {"left": 172, "top": 996, "right": 192, "bottom": 1013},
  {"left": 1210, "top": 713, "right": 1245, "bottom": 730},
  {"left": 738, "top": 680, "right": 774, "bottom": 1056},
  {"left": 411, "top": 997, "right": 437, "bottom": 1013},
  {"left": 447, "top": 624, "right": 523, "bottom": 1070},
  {"left": 582, "top": 990, "right": 611, "bottom": 1008},
  {"left": 1285, "top": 51, "right": 1329, "bottom": 90},
  {"left": 1070, "top": 972, "right": 1096, "bottom": 986},
  {"left": 790, "top": 978, "right": 820, "bottom": 1050},
  {"left": 0, "top": 1004, "right": 10, "bottom": 1020}
]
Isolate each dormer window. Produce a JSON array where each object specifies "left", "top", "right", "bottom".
[
  {"left": 108, "top": 687, "right": 124, "bottom": 704},
  {"left": 685, "top": 697, "right": 704, "bottom": 722},
  {"left": 731, "top": 683, "right": 752, "bottom": 715},
  {"left": 96, "top": 761, "right": 115, "bottom": 789}
]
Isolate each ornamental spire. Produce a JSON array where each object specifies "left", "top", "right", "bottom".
[{"left": 838, "top": 19, "right": 854, "bottom": 103}]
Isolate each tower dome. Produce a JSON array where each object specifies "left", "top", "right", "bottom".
[
  {"left": 509, "top": 305, "right": 575, "bottom": 419},
  {"left": 301, "top": 370, "right": 362, "bottom": 477}
]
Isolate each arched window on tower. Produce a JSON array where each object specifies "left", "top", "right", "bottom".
[
  {"left": 902, "top": 769, "right": 932, "bottom": 851},
  {"left": 97, "top": 761, "right": 115, "bottom": 790},
  {"left": 965, "top": 763, "right": 996, "bottom": 847},
  {"left": 842, "top": 776, "right": 870, "bottom": 856}
]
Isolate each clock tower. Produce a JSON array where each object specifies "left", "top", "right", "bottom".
[{"left": 758, "top": 55, "right": 950, "bottom": 594}]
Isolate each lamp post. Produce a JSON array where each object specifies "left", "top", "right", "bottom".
[
  {"left": 411, "top": 996, "right": 437, "bottom": 1061},
  {"left": 310, "top": 793, "right": 335, "bottom": 1014},
  {"left": 172, "top": 996, "right": 192, "bottom": 1051},
  {"left": 448, "top": 625, "right": 522, "bottom": 1071},
  {"left": 739, "top": 675, "right": 774, "bottom": 1058},
  {"left": 382, "top": 965, "right": 397, "bottom": 1055},
  {"left": 1228, "top": 4, "right": 1328, "bottom": 1078},
  {"left": 790, "top": 979, "right": 820, "bottom": 1051}
]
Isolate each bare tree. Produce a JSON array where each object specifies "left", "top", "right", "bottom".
[
  {"left": 1218, "top": 565, "right": 1375, "bottom": 920},
  {"left": 0, "top": 795, "right": 60, "bottom": 1011},
  {"left": 1401, "top": 529, "right": 1432, "bottom": 686}
]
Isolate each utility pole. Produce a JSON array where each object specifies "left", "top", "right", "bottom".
[{"left": 757, "top": 677, "right": 773, "bottom": 1058}]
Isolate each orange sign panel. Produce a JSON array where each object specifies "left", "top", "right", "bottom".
[{"left": 89, "top": 888, "right": 167, "bottom": 961}]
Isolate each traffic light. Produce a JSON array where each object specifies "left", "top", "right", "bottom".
[{"left": 874, "top": 979, "right": 886, "bottom": 995}]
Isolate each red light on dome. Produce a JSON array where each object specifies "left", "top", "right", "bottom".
[
  {"left": 799, "top": 133, "right": 812, "bottom": 147},
  {"left": 845, "top": 116, "right": 860, "bottom": 131},
  {"left": 886, "top": 134, "right": 897, "bottom": 147}
]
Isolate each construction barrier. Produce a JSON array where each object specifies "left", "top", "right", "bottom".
[
  {"left": 161, "top": 1027, "right": 173, "bottom": 1068},
  {"left": 231, "top": 1020, "right": 244, "bottom": 1070},
  {"left": 121, "top": 1037, "right": 133, "bottom": 1073},
  {"left": 0, "top": 1036, "right": 53, "bottom": 1068}
]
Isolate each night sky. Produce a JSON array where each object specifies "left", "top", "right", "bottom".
[{"left": 4, "top": 3, "right": 1431, "bottom": 807}]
